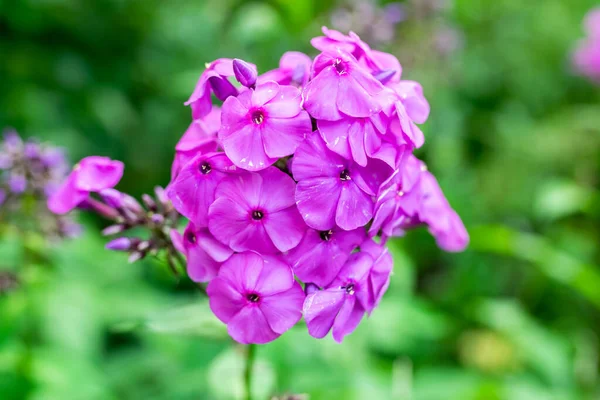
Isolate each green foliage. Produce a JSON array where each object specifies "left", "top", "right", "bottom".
[{"left": 1, "top": 0, "right": 600, "bottom": 399}]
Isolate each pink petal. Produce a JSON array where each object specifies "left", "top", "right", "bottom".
[
  {"left": 197, "top": 231, "right": 233, "bottom": 263},
  {"left": 335, "top": 182, "right": 374, "bottom": 230},
  {"left": 303, "top": 289, "right": 345, "bottom": 339},
  {"left": 221, "top": 124, "right": 275, "bottom": 171},
  {"left": 254, "top": 256, "right": 296, "bottom": 296},
  {"left": 263, "top": 206, "right": 305, "bottom": 252},
  {"left": 292, "top": 133, "right": 346, "bottom": 180},
  {"left": 207, "top": 278, "right": 246, "bottom": 322},
  {"left": 75, "top": 157, "right": 124, "bottom": 191},
  {"left": 214, "top": 172, "right": 262, "bottom": 210},
  {"left": 217, "top": 252, "right": 263, "bottom": 294},
  {"left": 260, "top": 284, "right": 305, "bottom": 334},
  {"left": 337, "top": 75, "right": 380, "bottom": 118},
  {"left": 47, "top": 175, "right": 88, "bottom": 214},
  {"left": 186, "top": 242, "right": 222, "bottom": 282},
  {"left": 318, "top": 119, "right": 352, "bottom": 160},
  {"left": 303, "top": 67, "right": 343, "bottom": 121},
  {"left": 263, "top": 85, "right": 303, "bottom": 118},
  {"left": 296, "top": 178, "right": 342, "bottom": 230},
  {"left": 231, "top": 222, "right": 278, "bottom": 254},
  {"left": 257, "top": 168, "right": 296, "bottom": 212},
  {"left": 219, "top": 96, "right": 249, "bottom": 140},
  {"left": 261, "top": 113, "right": 310, "bottom": 159},
  {"left": 252, "top": 81, "right": 280, "bottom": 108},
  {"left": 332, "top": 297, "right": 364, "bottom": 343},
  {"left": 227, "top": 305, "right": 279, "bottom": 344},
  {"left": 348, "top": 119, "right": 368, "bottom": 167}
]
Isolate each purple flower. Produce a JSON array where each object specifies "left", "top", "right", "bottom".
[
  {"left": 303, "top": 49, "right": 385, "bottom": 121},
  {"left": 369, "top": 155, "right": 469, "bottom": 252},
  {"left": 8, "top": 174, "right": 27, "bottom": 193},
  {"left": 185, "top": 59, "right": 241, "bottom": 119},
  {"left": 573, "top": 8, "right": 600, "bottom": 83},
  {"left": 360, "top": 239, "right": 393, "bottom": 311},
  {"left": 167, "top": 152, "right": 238, "bottom": 227},
  {"left": 171, "top": 108, "right": 220, "bottom": 179},
  {"left": 303, "top": 252, "right": 374, "bottom": 342},
  {"left": 293, "top": 132, "right": 392, "bottom": 231},
  {"left": 47, "top": 156, "right": 124, "bottom": 214},
  {"left": 311, "top": 27, "right": 372, "bottom": 60},
  {"left": 258, "top": 51, "right": 312, "bottom": 87},
  {"left": 207, "top": 251, "right": 305, "bottom": 344},
  {"left": 182, "top": 222, "right": 233, "bottom": 282},
  {"left": 286, "top": 226, "right": 365, "bottom": 287},
  {"left": 208, "top": 167, "right": 306, "bottom": 254},
  {"left": 232, "top": 58, "right": 258, "bottom": 88},
  {"left": 219, "top": 81, "right": 311, "bottom": 171}
]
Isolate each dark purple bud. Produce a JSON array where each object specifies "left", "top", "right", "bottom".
[
  {"left": 102, "top": 224, "right": 126, "bottom": 236},
  {"left": 100, "top": 188, "right": 125, "bottom": 208},
  {"left": 150, "top": 213, "right": 164, "bottom": 225},
  {"left": 208, "top": 76, "right": 238, "bottom": 101},
  {"left": 233, "top": 59, "right": 257, "bottom": 88},
  {"left": 141, "top": 194, "right": 157, "bottom": 212},
  {"left": 8, "top": 175, "right": 26, "bottom": 193},
  {"left": 106, "top": 237, "right": 133, "bottom": 251},
  {"left": 373, "top": 69, "right": 397, "bottom": 85},
  {"left": 305, "top": 283, "right": 320, "bottom": 295}
]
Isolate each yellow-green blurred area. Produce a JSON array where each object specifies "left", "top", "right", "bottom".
[{"left": 1, "top": 0, "right": 600, "bottom": 399}]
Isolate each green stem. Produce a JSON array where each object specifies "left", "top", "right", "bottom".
[{"left": 244, "top": 344, "right": 256, "bottom": 400}]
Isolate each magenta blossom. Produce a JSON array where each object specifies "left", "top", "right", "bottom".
[
  {"left": 171, "top": 108, "right": 220, "bottom": 179},
  {"left": 48, "top": 156, "right": 124, "bottom": 214},
  {"left": 258, "top": 52, "right": 312, "bottom": 88},
  {"left": 287, "top": 226, "right": 365, "bottom": 287},
  {"left": 360, "top": 239, "right": 393, "bottom": 311},
  {"left": 181, "top": 223, "right": 233, "bottom": 282},
  {"left": 303, "top": 252, "right": 374, "bottom": 342},
  {"left": 293, "top": 132, "right": 392, "bottom": 231},
  {"left": 207, "top": 251, "right": 305, "bottom": 344},
  {"left": 208, "top": 167, "right": 306, "bottom": 254},
  {"left": 185, "top": 59, "right": 240, "bottom": 119},
  {"left": 167, "top": 152, "right": 237, "bottom": 227},
  {"left": 303, "top": 49, "right": 386, "bottom": 121},
  {"left": 573, "top": 8, "right": 600, "bottom": 83},
  {"left": 219, "top": 81, "right": 312, "bottom": 171}
]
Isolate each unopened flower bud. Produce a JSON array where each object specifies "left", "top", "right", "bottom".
[
  {"left": 304, "top": 283, "right": 320, "bottom": 295},
  {"left": 142, "top": 194, "right": 157, "bottom": 212},
  {"left": 154, "top": 186, "right": 169, "bottom": 205},
  {"left": 102, "top": 224, "right": 126, "bottom": 236},
  {"left": 150, "top": 213, "right": 164, "bottom": 225},
  {"left": 233, "top": 59, "right": 257, "bottom": 88},
  {"left": 208, "top": 76, "right": 237, "bottom": 101},
  {"left": 128, "top": 251, "right": 144, "bottom": 263},
  {"left": 137, "top": 240, "right": 151, "bottom": 251},
  {"left": 106, "top": 237, "right": 133, "bottom": 251},
  {"left": 373, "top": 69, "right": 397, "bottom": 85}
]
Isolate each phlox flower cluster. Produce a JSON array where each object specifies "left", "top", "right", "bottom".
[
  {"left": 573, "top": 7, "right": 600, "bottom": 83},
  {"left": 166, "top": 27, "right": 469, "bottom": 344}
]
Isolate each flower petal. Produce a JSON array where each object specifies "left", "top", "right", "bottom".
[
  {"left": 296, "top": 177, "right": 342, "bottom": 230},
  {"left": 227, "top": 305, "right": 279, "bottom": 344},
  {"left": 335, "top": 182, "right": 374, "bottom": 230},
  {"left": 263, "top": 206, "right": 305, "bottom": 252},
  {"left": 303, "top": 289, "right": 345, "bottom": 339},
  {"left": 260, "top": 284, "right": 305, "bottom": 334}
]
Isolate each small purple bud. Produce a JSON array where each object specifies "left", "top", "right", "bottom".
[
  {"left": 305, "top": 283, "right": 320, "bottom": 295},
  {"left": 102, "top": 224, "right": 126, "bottom": 236},
  {"left": 3, "top": 129, "right": 22, "bottom": 151},
  {"left": 373, "top": 69, "right": 397, "bottom": 85},
  {"left": 128, "top": 251, "right": 144, "bottom": 263},
  {"left": 106, "top": 237, "right": 132, "bottom": 251},
  {"left": 24, "top": 142, "right": 40, "bottom": 159},
  {"left": 208, "top": 76, "right": 238, "bottom": 101},
  {"left": 137, "top": 241, "right": 150, "bottom": 251},
  {"left": 150, "top": 213, "right": 164, "bottom": 225},
  {"left": 232, "top": 59, "right": 258, "bottom": 88},
  {"left": 154, "top": 186, "right": 168, "bottom": 205},
  {"left": 9, "top": 175, "right": 27, "bottom": 193},
  {"left": 40, "top": 148, "right": 66, "bottom": 168},
  {"left": 100, "top": 188, "right": 125, "bottom": 208},
  {"left": 142, "top": 194, "right": 156, "bottom": 211},
  {"left": 0, "top": 154, "right": 12, "bottom": 169}
]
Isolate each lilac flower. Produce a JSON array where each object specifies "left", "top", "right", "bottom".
[
  {"left": 573, "top": 8, "right": 600, "bottom": 83},
  {"left": 219, "top": 81, "right": 311, "bottom": 171},
  {"left": 207, "top": 251, "right": 305, "bottom": 344},
  {"left": 232, "top": 58, "right": 258, "bottom": 88},
  {"left": 208, "top": 167, "right": 306, "bottom": 253},
  {"left": 311, "top": 27, "right": 372, "bottom": 60},
  {"left": 182, "top": 222, "right": 233, "bottom": 282},
  {"left": 185, "top": 59, "right": 240, "bottom": 119},
  {"left": 47, "top": 156, "right": 124, "bottom": 214},
  {"left": 303, "top": 252, "right": 373, "bottom": 342},
  {"left": 167, "top": 152, "right": 238, "bottom": 227},
  {"left": 303, "top": 49, "right": 385, "bottom": 121},
  {"left": 171, "top": 107, "right": 220, "bottom": 179},
  {"left": 8, "top": 175, "right": 27, "bottom": 193},
  {"left": 293, "top": 132, "right": 392, "bottom": 231},
  {"left": 258, "top": 51, "right": 312, "bottom": 87},
  {"left": 286, "top": 226, "right": 365, "bottom": 287}
]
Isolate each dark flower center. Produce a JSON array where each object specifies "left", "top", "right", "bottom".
[
  {"left": 343, "top": 283, "right": 355, "bottom": 295},
  {"left": 319, "top": 230, "right": 333, "bottom": 241},
  {"left": 251, "top": 110, "right": 265, "bottom": 125},
  {"left": 252, "top": 210, "right": 264, "bottom": 220},
  {"left": 333, "top": 58, "right": 346, "bottom": 74},
  {"left": 199, "top": 162, "right": 212, "bottom": 174},
  {"left": 185, "top": 231, "right": 196, "bottom": 244},
  {"left": 339, "top": 169, "right": 351, "bottom": 181},
  {"left": 247, "top": 293, "right": 260, "bottom": 302}
]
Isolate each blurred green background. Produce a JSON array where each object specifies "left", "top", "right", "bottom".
[{"left": 1, "top": 0, "right": 600, "bottom": 399}]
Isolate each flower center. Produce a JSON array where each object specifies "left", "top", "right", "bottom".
[
  {"left": 343, "top": 283, "right": 355, "bottom": 295},
  {"left": 199, "top": 162, "right": 212, "bottom": 174},
  {"left": 251, "top": 111, "right": 265, "bottom": 125},
  {"left": 246, "top": 293, "right": 260, "bottom": 302},
  {"left": 252, "top": 210, "right": 264, "bottom": 220},
  {"left": 339, "top": 169, "right": 351, "bottom": 181},
  {"left": 333, "top": 58, "right": 346, "bottom": 75},
  {"left": 185, "top": 231, "right": 196, "bottom": 244},
  {"left": 319, "top": 230, "right": 333, "bottom": 241}
]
